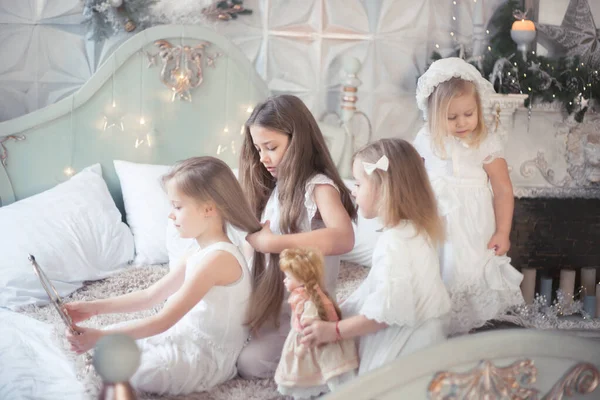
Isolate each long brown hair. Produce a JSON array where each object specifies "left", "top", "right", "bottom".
[
  {"left": 353, "top": 139, "right": 444, "bottom": 246},
  {"left": 427, "top": 77, "right": 487, "bottom": 158},
  {"left": 162, "top": 156, "right": 262, "bottom": 235},
  {"left": 279, "top": 248, "right": 341, "bottom": 321},
  {"left": 240, "top": 94, "right": 356, "bottom": 332}
]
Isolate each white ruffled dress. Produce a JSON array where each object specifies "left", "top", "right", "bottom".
[
  {"left": 341, "top": 221, "right": 451, "bottom": 375},
  {"left": 413, "top": 127, "right": 524, "bottom": 335}
]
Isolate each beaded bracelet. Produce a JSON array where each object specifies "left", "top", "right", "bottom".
[{"left": 335, "top": 321, "right": 342, "bottom": 341}]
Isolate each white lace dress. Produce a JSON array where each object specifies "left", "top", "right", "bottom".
[
  {"left": 118, "top": 242, "right": 251, "bottom": 395},
  {"left": 341, "top": 221, "right": 451, "bottom": 375},
  {"left": 413, "top": 126, "right": 524, "bottom": 335}
]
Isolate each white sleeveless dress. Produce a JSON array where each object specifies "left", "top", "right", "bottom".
[
  {"left": 125, "top": 242, "right": 251, "bottom": 395},
  {"left": 413, "top": 127, "right": 524, "bottom": 335}
]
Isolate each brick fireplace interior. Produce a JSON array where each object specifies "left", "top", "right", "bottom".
[{"left": 510, "top": 197, "right": 600, "bottom": 293}]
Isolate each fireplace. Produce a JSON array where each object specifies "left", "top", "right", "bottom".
[
  {"left": 509, "top": 198, "right": 600, "bottom": 281},
  {"left": 491, "top": 95, "right": 600, "bottom": 295}
]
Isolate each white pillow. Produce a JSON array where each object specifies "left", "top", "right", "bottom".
[
  {"left": 113, "top": 160, "right": 171, "bottom": 264},
  {"left": 341, "top": 179, "right": 382, "bottom": 267},
  {"left": 0, "top": 164, "right": 134, "bottom": 310}
]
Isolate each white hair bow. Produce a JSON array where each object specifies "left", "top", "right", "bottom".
[{"left": 362, "top": 155, "right": 389, "bottom": 175}]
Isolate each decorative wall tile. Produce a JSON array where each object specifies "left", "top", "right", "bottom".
[{"left": 0, "top": 0, "right": 504, "bottom": 140}]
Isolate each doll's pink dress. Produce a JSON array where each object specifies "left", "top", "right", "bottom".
[{"left": 275, "top": 286, "right": 358, "bottom": 398}]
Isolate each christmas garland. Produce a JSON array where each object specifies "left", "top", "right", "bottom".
[
  {"left": 83, "top": 0, "right": 252, "bottom": 42},
  {"left": 431, "top": 0, "right": 600, "bottom": 122}
]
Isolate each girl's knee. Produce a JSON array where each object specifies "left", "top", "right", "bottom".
[{"left": 237, "top": 341, "right": 281, "bottom": 379}]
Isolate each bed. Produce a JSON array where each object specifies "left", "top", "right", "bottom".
[
  {"left": 0, "top": 23, "right": 379, "bottom": 400},
  {"left": 323, "top": 329, "right": 600, "bottom": 400}
]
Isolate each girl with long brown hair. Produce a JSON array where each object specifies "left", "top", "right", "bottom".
[
  {"left": 301, "top": 138, "right": 452, "bottom": 375},
  {"left": 237, "top": 94, "right": 357, "bottom": 379},
  {"left": 66, "top": 156, "right": 261, "bottom": 395}
]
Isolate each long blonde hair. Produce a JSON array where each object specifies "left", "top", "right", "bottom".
[
  {"left": 279, "top": 248, "right": 341, "bottom": 321},
  {"left": 240, "top": 94, "right": 356, "bottom": 332},
  {"left": 162, "top": 156, "right": 262, "bottom": 235},
  {"left": 353, "top": 138, "right": 444, "bottom": 246},
  {"left": 427, "top": 77, "right": 487, "bottom": 158}
]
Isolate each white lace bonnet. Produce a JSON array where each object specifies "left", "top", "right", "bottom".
[{"left": 416, "top": 57, "right": 497, "bottom": 121}]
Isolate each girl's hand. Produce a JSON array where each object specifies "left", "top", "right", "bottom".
[
  {"left": 66, "top": 325, "right": 104, "bottom": 354},
  {"left": 246, "top": 221, "right": 276, "bottom": 253},
  {"left": 488, "top": 232, "right": 510, "bottom": 255},
  {"left": 64, "top": 301, "right": 98, "bottom": 323},
  {"left": 300, "top": 320, "right": 336, "bottom": 347}
]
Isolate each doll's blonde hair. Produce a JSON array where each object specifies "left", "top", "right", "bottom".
[
  {"left": 353, "top": 138, "right": 444, "bottom": 247},
  {"left": 427, "top": 77, "right": 487, "bottom": 158},
  {"left": 279, "top": 248, "right": 341, "bottom": 321}
]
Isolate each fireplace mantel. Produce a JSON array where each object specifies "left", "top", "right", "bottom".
[{"left": 491, "top": 95, "right": 600, "bottom": 199}]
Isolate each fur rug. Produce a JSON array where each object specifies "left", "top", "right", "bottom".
[{"left": 19, "top": 262, "right": 368, "bottom": 400}]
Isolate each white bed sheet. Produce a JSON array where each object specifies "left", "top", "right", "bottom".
[{"left": 0, "top": 308, "right": 86, "bottom": 400}]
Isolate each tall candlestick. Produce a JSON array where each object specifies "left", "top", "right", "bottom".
[
  {"left": 539, "top": 276, "right": 553, "bottom": 306},
  {"left": 581, "top": 267, "right": 596, "bottom": 296},
  {"left": 596, "top": 283, "right": 600, "bottom": 318},
  {"left": 520, "top": 268, "right": 536, "bottom": 305},
  {"left": 583, "top": 296, "right": 596, "bottom": 318},
  {"left": 559, "top": 269, "right": 576, "bottom": 304}
]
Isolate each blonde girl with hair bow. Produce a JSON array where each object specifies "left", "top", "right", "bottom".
[{"left": 301, "top": 138, "right": 451, "bottom": 375}]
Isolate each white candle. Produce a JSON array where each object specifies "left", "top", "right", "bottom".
[
  {"left": 596, "top": 283, "right": 600, "bottom": 318},
  {"left": 520, "top": 268, "right": 536, "bottom": 305},
  {"left": 581, "top": 267, "right": 596, "bottom": 296},
  {"left": 559, "top": 269, "right": 576, "bottom": 304}
]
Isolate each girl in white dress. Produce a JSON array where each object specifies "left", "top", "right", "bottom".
[
  {"left": 65, "top": 157, "right": 262, "bottom": 395},
  {"left": 236, "top": 94, "right": 357, "bottom": 379},
  {"left": 412, "top": 57, "right": 524, "bottom": 335},
  {"left": 301, "top": 138, "right": 452, "bottom": 375}
]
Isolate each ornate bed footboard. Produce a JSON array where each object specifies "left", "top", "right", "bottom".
[{"left": 324, "top": 329, "right": 600, "bottom": 400}]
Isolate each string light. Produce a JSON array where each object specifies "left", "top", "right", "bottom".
[
  {"left": 435, "top": 44, "right": 440, "bottom": 49},
  {"left": 65, "top": 96, "right": 75, "bottom": 177},
  {"left": 103, "top": 55, "right": 124, "bottom": 131}
]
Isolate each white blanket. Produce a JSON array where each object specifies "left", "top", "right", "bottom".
[{"left": 0, "top": 309, "right": 85, "bottom": 399}]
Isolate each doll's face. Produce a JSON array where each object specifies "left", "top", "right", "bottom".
[{"left": 283, "top": 271, "right": 302, "bottom": 292}]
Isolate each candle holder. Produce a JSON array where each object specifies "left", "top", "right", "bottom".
[
  {"left": 510, "top": 11, "right": 536, "bottom": 61},
  {"left": 320, "top": 55, "right": 372, "bottom": 178}
]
